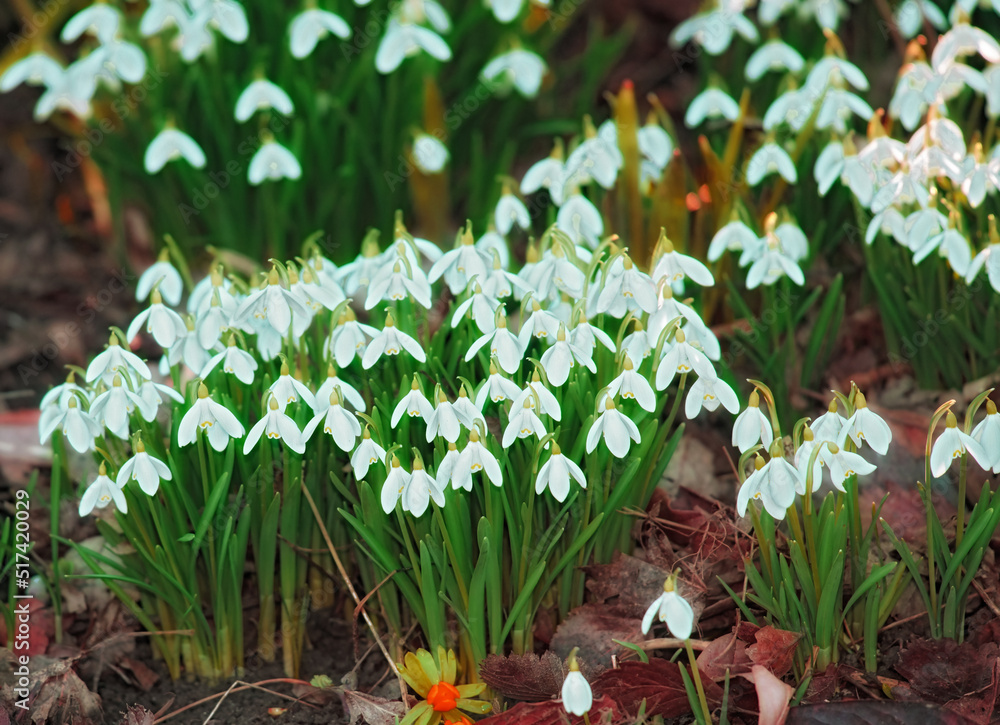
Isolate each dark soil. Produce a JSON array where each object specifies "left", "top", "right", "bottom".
[{"left": 96, "top": 609, "right": 388, "bottom": 725}]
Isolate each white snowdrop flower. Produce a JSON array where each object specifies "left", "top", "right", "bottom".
[
  {"left": 622, "top": 322, "right": 652, "bottom": 364},
  {"left": 747, "top": 142, "right": 797, "bottom": 185},
  {"left": 30, "top": 57, "right": 99, "bottom": 120},
  {"left": 268, "top": 361, "right": 316, "bottom": 412},
  {"left": 737, "top": 452, "right": 797, "bottom": 520},
  {"left": 192, "top": 0, "right": 249, "bottom": 42},
  {"left": 518, "top": 297, "right": 563, "bottom": 347},
  {"left": 453, "top": 429, "right": 503, "bottom": 490},
  {"left": 814, "top": 138, "right": 874, "bottom": 205},
  {"left": 511, "top": 370, "right": 562, "bottom": 420},
  {"left": 375, "top": 18, "right": 451, "bottom": 74},
  {"left": 86, "top": 334, "right": 151, "bottom": 385},
  {"left": 806, "top": 55, "right": 869, "bottom": 93},
  {"left": 481, "top": 48, "right": 547, "bottom": 98},
  {"left": 79, "top": 463, "right": 127, "bottom": 517},
  {"left": 314, "top": 363, "right": 364, "bottom": 413},
  {"left": 139, "top": 0, "right": 187, "bottom": 37},
  {"left": 485, "top": 0, "right": 526, "bottom": 22},
  {"left": 178, "top": 383, "right": 246, "bottom": 451},
  {"left": 502, "top": 398, "right": 548, "bottom": 448},
  {"left": 971, "top": 400, "right": 1000, "bottom": 473},
  {"left": 200, "top": 336, "right": 258, "bottom": 384},
  {"left": 960, "top": 144, "right": 1000, "bottom": 209},
  {"left": 352, "top": 428, "right": 387, "bottom": 480},
  {"left": 391, "top": 377, "right": 434, "bottom": 429},
  {"left": 429, "top": 226, "right": 490, "bottom": 295},
  {"left": 452, "top": 386, "right": 485, "bottom": 431},
  {"left": 476, "top": 228, "right": 511, "bottom": 271},
  {"left": 248, "top": 140, "right": 301, "bottom": 184},
  {"left": 906, "top": 116, "right": 966, "bottom": 164},
  {"left": 596, "top": 254, "right": 657, "bottom": 317},
  {"left": 412, "top": 133, "right": 449, "bottom": 173},
  {"left": 670, "top": 3, "right": 757, "bottom": 56},
  {"left": 895, "top": 0, "right": 947, "bottom": 38},
  {"left": 865, "top": 208, "right": 907, "bottom": 246},
  {"left": 560, "top": 651, "right": 592, "bottom": 717},
  {"left": 425, "top": 389, "right": 462, "bottom": 443},
  {"left": 235, "top": 78, "right": 294, "bottom": 122},
  {"left": 135, "top": 380, "right": 184, "bottom": 420},
  {"left": 163, "top": 317, "right": 212, "bottom": 375},
  {"left": 323, "top": 309, "right": 376, "bottom": 367},
  {"left": 126, "top": 289, "right": 186, "bottom": 349},
  {"left": 932, "top": 22, "right": 1000, "bottom": 69},
  {"left": 136, "top": 251, "right": 184, "bottom": 307},
  {"left": 40, "top": 398, "right": 101, "bottom": 454},
  {"left": 495, "top": 188, "right": 531, "bottom": 235},
  {"left": 684, "top": 88, "right": 739, "bottom": 128},
  {"left": 400, "top": 455, "right": 445, "bottom": 516},
  {"left": 931, "top": 411, "right": 991, "bottom": 476},
  {"left": 570, "top": 311, "right": 615, "bottom": 354},
  {"left": 520, "top": 144, "right": 565, "bottom": 205},
  {"left": 985, "top": 65, "right": 1000, "bottom": 117},
  {"left": 117, "top": 439, "right": 172, "bottom": 496},
  {"left": 966, "top": 240, "right": 1000, "bottom": 293},
  {"left": 600, "top": 354, "right": 656, "bottom": 413},
  {"left": 38, "top": 373, "right": 88, "bottom": 438},
  {"left": 652, "top": 233, "right": 715, "bottom": 288},
  {"left": 556, "top": 193, "right": 604, "bottom": 248},
  {"left": 362, "top": 311, "right": 426, "bottom": 369},
  {"left": 243, "top": 395, "right": 306, "bottom": 454},
  {"left": 542, "top": 323, "right": 596, "bottom": 387},
  {"left": 476, "top": 360, "right": 521, "bottom": 408},
  {"left": 288, "top": 8, "right": 350, "bottom": 59},
  {"left": 172, "top": 12, "right": 216, "bottom": 62},
  {"left": 564, "top": 118, "right": 622, "bottom": 190},
  {"left": 642, "top": 575, "right": 695, "bottom": 641},
  {"left": 838, "top": 392, "right": 892, "bottom": 455},
  {"left": 890, "top": 61, "right": 934, "bottom": 132},
  {"left": 336, "top": 235, "right": 382, "bottom": 295},
  {"left": 303, "top": 390, "right": 361, "bottom": 452},
  {"left": 233, "top": 267, "right": 309, "bottom": 337},
  {"left": 708, "top": 219, "right": 760, "bottom": 262},
  {"left": 452, "top": 281, "right": 500, "bottom": 334},
  {"left": 811, "top": 399, "right": 847, "bottom": 443},
  {"left": 647, "top": 292, "right": 721, "bottom": 361},
  {"left": 746, "top": 40, "right": 805, "bottom": 81},
  {"left": 144, "top": 126, "right": 207, "bottom": 175},
  {"left": 746, "top": 231, "right": 805, "bottom": 289},
  {"left": 188, "top": 266, "right": 234, "bottom": 315},
  {"left": 435, "top": 442, "right": 461, "bottom": 491},
  {"left": 466, "top": 311, "right": 524, "bottom": 375},
  {"left": 655, "top": 329, "right": 714, "bottom": 391},
  {"left": 586, "top": 397, "right": 641, "bottom": 458},
  {"left": 762, "top": 87, "right": 815, "bottom": 133},
  {"left": 912, "top": 223, "right": 973, "bottom": 277},
  {"left": 904, "top": 200, "right": 948, "bottom": 252},
  {"left": 817, "top": 440, "right": 877, "bottom": 492},
  {"left": 92, "top": 40, "right": 147, "bottom": 84},
  {"left": 637, "top": 119, "right": 673, "bottom": 170},
  {"left": 380, "top": 456, "right": 410, "bottom": 513},
  {"left": 61, "top": 4, "right": 121, "bottom": 43},
  {"left": 524, "top": 241, "right": 587, "bottom": 299},
  {"left": 0, "top": 52, "right": 63, "bottom": 92},
  {"left": 732, "top": 390, "right": 774, "bottom": 454},
  {"left": 685, "top": 374, "right": 739, "bottom": 419},
  {"left": 816, "top": 88, "right": 874, "bottom": 133},
  {"left": 366, "top": 256, "right": 433, "bottom": 310},
  {"left": 536, "top": 441, "right": 586, "bottom": 502},
  {"left": 89, "top": 374, "right": 150, "bottom": 440}
]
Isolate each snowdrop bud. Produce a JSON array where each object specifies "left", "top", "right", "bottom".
[{"left": 561, "top": 648, "right": 592, "bottom": 717}]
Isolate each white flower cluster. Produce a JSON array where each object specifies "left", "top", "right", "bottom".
[
  {"left": 45, "top": 213, "right": 735, "bottom": 520},
  {"left": 679, "top": 1, "right": 1000, "bottom": 295},
  {"left": 1, "top": 0, "right": 549, "bottom": 183}
]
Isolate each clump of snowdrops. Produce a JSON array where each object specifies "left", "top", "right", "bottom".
[{"left": 40, "top": 210, "right": 740, "bottom": 678}]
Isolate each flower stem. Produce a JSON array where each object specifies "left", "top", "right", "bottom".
[{"left": 686, "top": 639, "right": 711, "bottom": 724}]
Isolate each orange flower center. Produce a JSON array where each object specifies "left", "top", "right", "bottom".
[{"left": 426, "top": 682, "right": 460, "bottom": 712}]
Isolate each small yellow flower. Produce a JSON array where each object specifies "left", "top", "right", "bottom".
[{"left": 398, "top": 647, "right": 491, "bottom": 725}]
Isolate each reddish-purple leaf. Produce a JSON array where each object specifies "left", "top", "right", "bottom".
[
  {"left": 478, "top": 652, "right": 567, "bottom": 701},
  {"left": 477, "top": 695, "right": 622, "bottom": 725},
  {"left": 592, "top": 659, "right": 723, "bottom": 720}
]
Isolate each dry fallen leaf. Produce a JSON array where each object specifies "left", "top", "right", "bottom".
[
  {"left": 343, "top": 689, "right": 408, "bottom": 725},
  {"left": 478, "top": 651, "right": 566, "bottom": 702}
]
